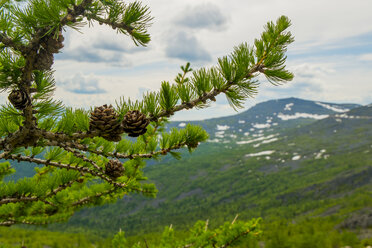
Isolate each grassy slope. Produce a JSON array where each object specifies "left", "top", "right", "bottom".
[{"left": 50, "top": 111, "right": 372, "bottom": 237}]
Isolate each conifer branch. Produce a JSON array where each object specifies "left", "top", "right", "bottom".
[
  {"left": 71, "top": 188, "right": 117, "bottom": 207},
  {"left": 65, "top": 141, "right": 187, "bottom": 160},
  {"left": 84, "top": 14, "right": 134, "bottom": 34},
  {"left": 0, "top": 9, "right": 293, "bottom": 231},
  {"left": 0, "top": 32, "right": 27, "bottom": 52},
  {"left": 218, "top": 229, "right": 252, "bottom": 248},
  {"left": 4, "top": 154, "right": 126, "bottom": 188},
  {"left": 61, "top": 145, "right": 103, "bottom": 172},
  {"left": 150, "top": 65, "right": 261, "bottom": 121}
]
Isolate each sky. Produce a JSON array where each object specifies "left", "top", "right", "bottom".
[{"left": 1, "top": 0, "right": 372, "bottom": 121}]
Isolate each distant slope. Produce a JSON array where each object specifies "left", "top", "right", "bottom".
[
  {"left": 47, "top": 101, "right": 372, "bottom": 236},
  {"left": 169, "top": 97, "right": 360, "bottom": 141}
]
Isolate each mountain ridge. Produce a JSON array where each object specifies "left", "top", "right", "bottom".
[{"left": 45, "top": 98, "right": 372, "bottom": 236}]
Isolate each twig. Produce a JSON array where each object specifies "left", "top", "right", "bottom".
[
  {"left": 4, "top": 154, "right": 126, "bottom": 188},
  {"left": 231, "top": 214, "right": 239, "bottom": 225}
]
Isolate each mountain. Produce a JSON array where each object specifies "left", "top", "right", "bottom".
[
  {"left": 170, "top": 97, "right": 360, "bottom": 141},
  {"left": 42, "top": 97, "right": 372, "bottom": 237}
]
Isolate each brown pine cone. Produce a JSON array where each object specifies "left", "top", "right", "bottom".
[
  {"left": 8, "top": 89, "right": 31, "bottom": 110},
  {"left": 40, "top": 32, "right": 64, "bottom": 53},
  {"left": 122, "top": 110, "right": 150, "bottom": 137},
  {"left": 105, "top": 159, "right": 124, "bottom": 178},
  {"left": 34, "top": 48, "right": 54, "bottom": 70},
  {"left": 89, "top": 104, "right": 123, "bottom": 142}
]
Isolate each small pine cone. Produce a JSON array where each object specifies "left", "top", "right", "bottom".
[
  {"left": 34, "top": 48, "right": 54, "bottom": 70},
  {"left": 46, "top": 33, "right": 64, "bottom": 53},
  {"left": 40, "top": 33, "right": 64, "bottom": 52},
  {"left": 8, "top": 89, "right": 31, "bottom": 110},
  {"left": 122, "top": 110, "right": 150, "bottom": 137},
  {"left": 105, "top": 159, "right": 124, "bottom": 178},
  {"left": 89, "top": 104, "right": 123, "bottom": 141}
]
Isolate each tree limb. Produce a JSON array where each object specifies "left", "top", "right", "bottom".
[{"left": 4, "top": 154, "right": 126, "bottom": 188}]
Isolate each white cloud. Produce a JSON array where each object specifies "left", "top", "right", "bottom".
[
  {"left": 359, "top": 53, "right": 372, "bottom": 61},
  {"left": 175, "top": 3, "right": 228, "bottom": 31},
  {"left": 59, "top": 73, "right": 106, "bottom": 94}
]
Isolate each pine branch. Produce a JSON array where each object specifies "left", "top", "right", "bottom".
[
  {"left": 85, "top": 14, "right": 134, "bottom": 35},
  {"left": 71, "top": 187, "right": 117, "bottom": 207},
  {"left": 62, "top": 140, "right": 187, "bottom": 160},
  {"left": 150, "top": 65, "right": 260, "bottom": 121},
  {"left": 217, "top": 230, "right": 252, "bottom": 248},
  {"left": 0, "top": 178, "right": 77, "bottom": 206},
  {"left": 0, "top": 11, "right": 293, "bottom": 228},
  {"left": 0, "top": 32, "right": 27, "bottom": 52},
  {"left": 3, "top": 154, "right": 126, "bottom": 188},
  {"left": 61, "top": 144, "right": 103, "bottom": 172}
]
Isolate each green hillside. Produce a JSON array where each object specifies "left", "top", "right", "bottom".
[
  {"left": 43, "top": 101, "right": 372, "bottom": 239},
  {"left": 2, "top": 98, "right": 372, "bottom": 247}
]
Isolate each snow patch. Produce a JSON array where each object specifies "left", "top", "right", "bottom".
[
  {"left": 237, "top": 134, "right": 278, "bottom": 145},
  {"left": 316, "top": 102, "right": 349, "bottom": 113},
  {"left": 252, "top": 123, "right": 271, "bottom": 129},
  {"left": 215, "top": 131, "right": 225, "bottom": 138},
  {"left": 216, "top": 125, "right": 230, "bottom": 131},
  {"left": 262, "top": 138, "right": 278, "bottom": 144},
  {"left": 315, "top": 149, "right": 326, "bottom": 159},
  {"left": 284, "top": 103, "right": 294, "bottom": 111},
  {"left": 245, "top": 150, "right": 275, "bottom": 157},
  {"left": 335, "top": 114, "right": 371, "bottom": 119},
  {"left": 277, "top": 112, "right": 329, "bottom": 120},
  {"left": 292, "top": 155, "right": 301, "bottom": 161}
]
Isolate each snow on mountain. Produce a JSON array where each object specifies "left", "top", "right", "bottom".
[
  {"left": 169, "top": 97, "right": 362, "bottom": 142},
  {"left": 316, "top": 102, "right": 349, "bottom": 113},
  {"left": 245, "top": 150, "right": 275, "bottom": 157},
  {"left": 284, "top": 103, "right": 294, "bottom": 111},
  {"left": 216, "top": 125, "right": 230, "bottom": 131},
  {"left": 277, "top": 113, "right": 329, "bottom": 120}
]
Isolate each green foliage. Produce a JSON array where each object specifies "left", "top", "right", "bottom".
[
  {"left": 109, "top": 217, "right": 261, "bottom": 248},
  {"left": 112, "top": 229, "right": 127, "bottom": 248},
  {"left": 0, "top": 0, "right": 294, "bottom": 238},
  {"left": 0, "top": 162, "right": 15, "bottom": 181},
  {"left": 55, "top": 108, "right": 372, "bottom": 238}
]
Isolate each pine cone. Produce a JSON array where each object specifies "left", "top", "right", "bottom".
[
  {"left": 122, "top": 110, "right": 150, "bottom": 137},
  {"left": 8, "top": 89, "right": 31, "bottom": 110},
  {"left": 41, "top": 32, "right": 64, "bottom": 53},
  {"left": 89, "top": 104, "right": 123, "bottom": 141},
  {"left": 34, "top": 48, "right": 54, "bottom": 70},
  {"left": 105, "top": 159, "right": 124, "bottom": 178}
]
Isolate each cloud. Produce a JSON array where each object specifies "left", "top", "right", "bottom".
[
  {"left": 175, "top": 3, "right": 227, "bottom": 30},
  {"left": 165, "top": 32, "right": 211, "bottom": 62},
  {"left": 59, "top": 73, "right": 107, "bottom": 94},
  {"left": 92, "top": 38, "right": 147, "bottom": 53},
  {"left": 55, "top": 46, "right": 123, "bottom": 63},
  {"left": 359, "top": 53, "right": 372, "bottom": 61},
  {"left": 290, "top": 31, "right": 372, "bottom": 58}
]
